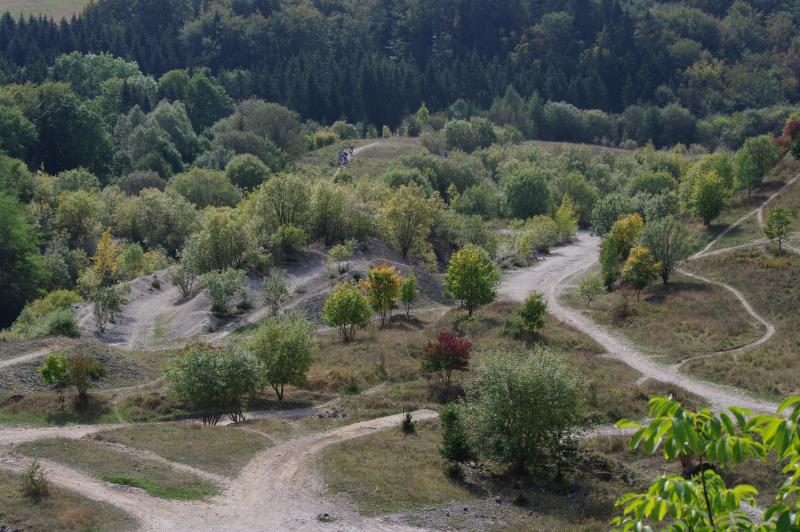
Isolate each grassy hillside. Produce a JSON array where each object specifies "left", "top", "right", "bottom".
[{"left": 0, "top": 0, "right": 86, "bottom": 19}]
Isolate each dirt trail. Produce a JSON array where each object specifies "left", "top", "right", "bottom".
[
  {"left": 498, "top": 232, "right": 778, "bottom": 414},
  {"left": 1, "top": 410, "right": 437, "bottom": 532},
  {"left": 0, "top": 345, "right": 57, "bottom": 369}
]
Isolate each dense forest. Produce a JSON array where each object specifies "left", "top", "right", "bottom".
[
  {"left": 1, "top": 0, "right": 799, "bottom": 329},
  {"left": 1, "top": 0, "right": 799, "bottom": 128}
]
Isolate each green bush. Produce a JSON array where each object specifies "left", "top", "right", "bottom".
[
  {"left": 201, "top": 268, "right": 246, "bottom": 315},
  {"left": 463, "top": 347, "right": 583, "bottom": 476}
]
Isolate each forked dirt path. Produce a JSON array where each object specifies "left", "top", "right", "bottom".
[
  {"left": 498, "top": 233, "right": 778, "bottom": 414},
  {"left": 1, "top": 410, "right": 437, "bottom": 531},
  {"left": 500, "top": 170, "right": 800, "bottom": 414}
]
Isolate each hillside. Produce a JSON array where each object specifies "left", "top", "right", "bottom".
[
  {"left": 1, "top": 0, "right": 798, "bottom": 134},
  {"left": 2, "top": 1, "right": 800, "bottom": 530}
]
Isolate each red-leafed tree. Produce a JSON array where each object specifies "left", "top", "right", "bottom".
[{"left": 423, "top": 331, "right": 471, "bottom": 390}]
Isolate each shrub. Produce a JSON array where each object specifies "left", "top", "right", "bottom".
[
  {"left": 328, "top": 240, "right": 356, "bottom": 274},
  {"left": 622, "top": 245, "right": 660, "bottom": 300},
  {"left": 692, "top": 172, "right": 727, "bottom": 226},
  {"left": 420, "top": 129, "right": 445, "bottom": 155},
  {"left": 331, "top": 120, "right": 359, "bottom": 140},
  {"left": 600, "top": 213, "right": 645, "bottom": 289},
  {"left": 401, "top": 409, "right": 416, "bottom": 435},
  {"left": 313, "top": 130, "right": 338, "bottom": 148},
  {"left": 166, "top": 344, "right": 260, "bottom": 425},
  {"left": 322, "top": 282, "right": 372, "bottom": 342},
  {"left": 167, "top": 168, "right": 241, "bottom": 208},
  {"left": 462, "top": 347, "right": 583, "bottom": 476},
  {"left": 439, "top": 404, "right": 473, "bottom": 472},
  {"left": 270, "top": 224, "right": 308, "bottom": 257},
  {"left": 225, "top": 154, "right": 269, "bottom": 191},
  {"left": 423, "top": 331, "right": 471, "bottom": 390},
  {"left": 502, "top": 168, "right": 551, "bottom": 219},
  {"left": 518, "top": 216, "right": 560, "bottom": 256},
  {"left": 400, "top": 273, "right": 418, "bottom": 318},
  {"left": 117, "top": 171, "right": 166, "bottom": 195},
  {"left": 518, "top": 291, "right": 547, "bottom": 335},
  {"left": 641, "top": 217, "right": 691, "bottom": 284},
  {"left": 38, "top": 353, "right": 70, "bottom": 406},
  {"left": 19, "top": 459, "right": 49, "bottom": 502},
  {"left": 553, "top": 196, "right": 578, "bottom": 243},
  {"left": 66, "top": 354, "right": 106, "bottom": 401},
  {"left": 201, "top": 268, "right": 246, "bottom": 315},
  {"left": 40, "top": 308, "right": 80, "bottom": 338},
  {"left": 360, "top": 263, "right": 402, "bottom": 326},
  {"left": 91, "top": 285, "right": 122, "bottom": 333},
  {"left": 764, "top": 205, "right": 792, "bottom": 253},
  {"left": 444, "top": 120, "right": 477, "bottom": 152},
  {"left": 578, "top": 274, "right": 604, "bottom": 308},
  {"left": 444, "top": 244, "right": 500, "bottom": 316},
  {"left": 262, "top": 269, "right": 289, "bottom": 315},
  {"left": 247, "top": 312, "right": 316, "bottom": 401}
]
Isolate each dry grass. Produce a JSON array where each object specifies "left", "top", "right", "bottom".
[
  {"left": 0, "top": 0, "right": 86, "bottom": 19},
  {"left": 0, "top": 337, "right": 61, "bottom": 361},
  {"left": 0, "top": 392, "right": 118, "bottom": 426},
  {"left": 683, "top": 248, "right": 800, "bottom": 398},
  {"left": 17, "top": 438, "right": 218, "bottom": 500},
  {"left": 562, "top": 272, "right": 764, "bottom": 363},
  {"left": 0, "top": 468, "right": 136, "bottom": 531},
  {"left": 320, "top": 420, "right": 474, "bottom": 516},
  {"left": 298, "top": 137, "right": 425, "bottom": 179},
  {"left": 94, "top": 422, "right": 271, "bottom": 477},
  {"left": 308, "top": 316, "right": 431, "bottom": 394}
]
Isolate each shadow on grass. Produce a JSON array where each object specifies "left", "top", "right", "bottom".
[{"left": 644, "top": 281, "right": 712, "bottom": 304}]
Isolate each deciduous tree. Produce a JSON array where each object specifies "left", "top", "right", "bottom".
[
  {"left": 641, "top": 217, "right": 691, "bottom": 284},
  {"left": 444, "top": 244, "right": 500, "bottom": 316},
  {"left": 360, "top": 263, "right": 402, "bottom": 326},
  {"left": 322, "top": 283, "right": 372, "bottom": 342},
  {"left": 247, "top": 313, "right": 315, "bottom": 401}
]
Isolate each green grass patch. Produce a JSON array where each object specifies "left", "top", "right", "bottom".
[
  {"left": 0, "top": 468, "right": 136, "bottom": 531},
  {"left": 96, "top": 422, "right": 271, "bottom": 477},
  {"left": 320, "top": 420, "right": 473, "bottom": 516},
  {"left": 17, "top": 438, "right": 218, "bottom": 500},
  {"left": 101, "top": 475, "right": 215, "bottom": 500}
]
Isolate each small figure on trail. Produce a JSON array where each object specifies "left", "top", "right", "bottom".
[
  {"left": 349, "top": 145, "right": 354, "bottom": 156},
  {"left": 442, "top": 150, "right": 450, "bottom": 159}
]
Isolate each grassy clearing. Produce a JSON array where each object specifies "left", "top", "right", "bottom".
[
  {"left": 0, "top": 469, "right": 136, "bottom": 531},
  {"left": 17, "top": 438, "right": 217, "bottom": 500},
  {"left": 561, "top": 271, "right": 764, "bottom": 363},
  {"left": 299, "top": 138, "right": 425, "bottom": 179},
  {"left": 95, "top": 422, "right": 270, "bottom": 477},
  {"left": 321, "top": 420, "right": 653, "bottom": 530},
  {"left": 320, "top": 420, "right": 474, "bottom": 516},
  {"left": 0, "top": 0, "right": 86, "bottom": 19},
  {"left": 683, "top": 248, "right": 800, "bottom": 398},
  {"left": 0, "top": 392, "right": 121, "bottom": 426}
]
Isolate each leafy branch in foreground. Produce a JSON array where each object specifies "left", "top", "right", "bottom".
[{"left": 612, "top": 395, "right": 800, "bottom": 531}]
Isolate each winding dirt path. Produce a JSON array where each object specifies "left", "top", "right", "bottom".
[
  {"left": 1, "top": 410, "right": 436, "bottom": 531},
  {"left": 499, "top": 232, "right": 777, "bottom": 414}
]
